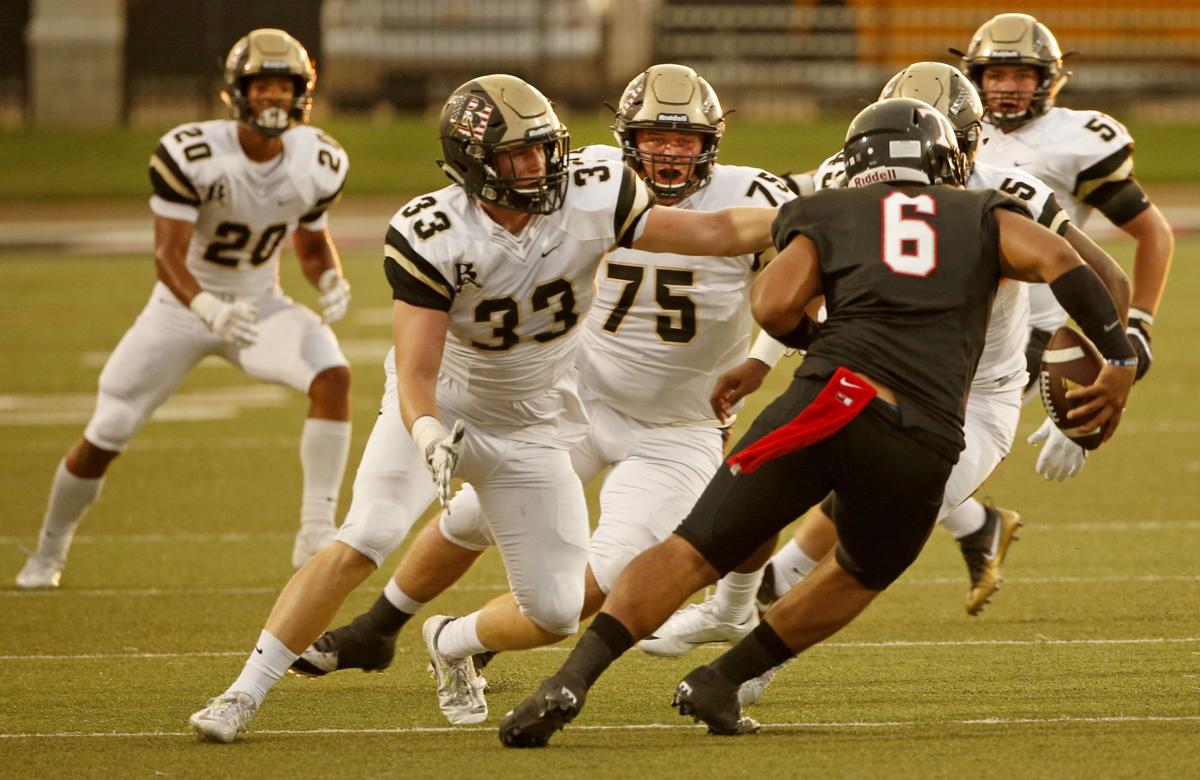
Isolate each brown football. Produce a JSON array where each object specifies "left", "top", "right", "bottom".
[{"left": 1039, "top": 326, "right": 1105, "bottom": 450}]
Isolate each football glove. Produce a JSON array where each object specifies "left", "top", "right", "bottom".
[
  {"left": 1126, "top": 313, "right": 1152, "bottom": 382},
  {"left": 189, "top": 291, "right": 259, "bottom": 347},
  {"left": 317, "top": 268, "right": 352, "bottom": 324},
  {"left": 412, "top": 417, "right": 465, "bottom": 511},
  {"left": 1027, "top": 417, "right": 1087, "bottom": 482}
]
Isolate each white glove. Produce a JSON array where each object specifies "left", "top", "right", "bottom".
[
  {"left": 1027, "top": 417, "right": 1087, "bottom": 482},
  {"left": 189, "top": 291, "right": 259, "bottom": 347},
  {"left": 411, "top": 417, "right": 465, "bottom": 510},
  {"left": 317, "top": 268, "right": 351, "bottom": 324}
]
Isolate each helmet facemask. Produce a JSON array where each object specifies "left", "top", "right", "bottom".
[
  {"left": 611, "top": 65, "right": 725, "bottom": 201},
  {"left": 469, "top": 133, "right": 571, "bottom": 215}
]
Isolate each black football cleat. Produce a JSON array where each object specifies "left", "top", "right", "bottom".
[
  {"left": 672, "top": 665, "right": 761, "bottom": 736},
  {"left": 498, "top": 672, "right": 587, "bottom": 748},
  {"left": 289, "top": 618, "right": 396, "bottom": 678}
]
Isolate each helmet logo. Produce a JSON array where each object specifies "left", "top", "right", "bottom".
[
  {"left": 525, "top": 123, "right": 555, "bottom": 139},
  {"left": 890, "top": 140, "right": 922, "bottom": 158},
  {"left": 453, "top": 95, "right": 495, "bottom": 141},
  {"left": 656, "top": 112, "right": 689, "bottom": 122}
]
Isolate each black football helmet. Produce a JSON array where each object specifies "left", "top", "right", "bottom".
[
  {"left": 960, "top": 13, "right": 1069, "bottom": 129},
  {"left": 611, "top": 64, "right": 725, "bottom": 200},
  {"left": 880, "top": 62, "right": 984, "bottom": 165},
  {"left": 437, "top": 75, "right": 570, "bottom": 215},
  {"left": 843, "top": 98, "right": 967, "bottom": 188},
  {"left": 221, "top": 29, "right": 316, "bottom": 137}
]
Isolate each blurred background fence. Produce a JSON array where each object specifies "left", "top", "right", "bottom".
[{"left": 2, "top": 0, "right": 1199, "bottom": 127}]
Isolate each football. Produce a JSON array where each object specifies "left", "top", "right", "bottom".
[{"left": 1039, "top": 326, "right": 1105, "bottom": 450}]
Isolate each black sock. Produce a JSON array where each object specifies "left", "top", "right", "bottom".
[
  {"left": 359, "top": 593, "right": 412, "bottom": 636},
  {"left": 561, "top": 612, "right": 635, "bottom": 688},
  {"left": 711, "top": 621, "right": 795, "bottom": 686}
]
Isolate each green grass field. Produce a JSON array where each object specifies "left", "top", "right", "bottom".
[{"left": 0, "top": 226, "right": 1197, "bottom": 777}]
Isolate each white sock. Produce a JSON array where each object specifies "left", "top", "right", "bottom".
[
  {"left": 299, "top": 419, "right": 351, "bottom": 530},
  {"left": 713, "top": 568, "right": 764, "bottom": 624},
  {"left": 771, "top": 540, "right": 819, "bottom": 593},
  {"left": 384, "top": 577, "right": 425, "bottom": 615},
  {"left": 940, "top": 498, "right": 987, "bottom": 540},
  {"left": 36, "top": 459, "right": 105, "bottom": 563},
  {"left": 226, "top": 629, "right": 298, "bottom": 707},
  {"left": 436, "top": 613, "right": 490, "bottom": 661}
]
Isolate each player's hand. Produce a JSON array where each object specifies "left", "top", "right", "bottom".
[
  {"left": 189, "top": 291, "right": 259, "bottom": 347},
  {"left": 710, "top": 358, "right": 771, "bottom": 423},
  {"left": 414, "top": 418, "right": 465, "bottom": 511},
  {"left": 1126, "top": 316, "right": 1152, "bottom": 382},
  {"left": 317, "top": 268, "right": 351, "bottom": 324},
  {"left": 1065, "top": 363, "right": 1135, "bottom": 444},
  {"left": 1027, "top": 418, "right": 1087, "bottom": 481}
]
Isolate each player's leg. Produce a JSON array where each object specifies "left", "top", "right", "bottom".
[
  {"left": 675, "top": 406, "right": 954, "bottom": 735},
  {"left": 423, "top": 434, "right": 590, "bottom": 725},
  {"left": 233, "top": 293, "right": 353, "bottom": 567},
  {"left": 936, "top": 385, "right": 1024, "bottom": 614},
  {"left": 191, "top": 399, "right": 434, "bottom": 742},
  {"left": 291, "top": 485, "right": 489, "bottom": 677},
  {"left": 18, "top": 287, "right": 208, "bottom": 588}
]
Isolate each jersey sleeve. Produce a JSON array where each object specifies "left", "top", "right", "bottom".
[
  {"left": 992, "top": 167, "right": 1070, "bottom": 235},
  {"left": 612, "top": 164, "right": 656, "bottom": 249},
  {"left": 1070, "top": 112, "right": 1150, "bottom": 226},
  {"left": 299, "top": 131, "right": 350, "bottom": 230},
  {"left": 813, "top": 151, "right": 848, "bottom": 191},
  {"left": 383, "top": 197, "right": 458, "bottom": 312},
  {"left": 771, "top": 196, "right": 817, "bottom": 251},
  {"left": 148, "top": 125, "right": 206, "bottom": 222},
  {"left": 780, "top": 170, "right": 816, "bottom": 196}
]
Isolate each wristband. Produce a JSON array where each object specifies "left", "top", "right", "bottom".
[
  {"left": 410, "top": 415, "right": 448, "bottom": 456},
  {"left": 188, "top": 291, "right": 221, "bottom": 324},
  {"left": 747, "top": 331, "right": 789, "bottom": 368},
  {"left": 1106, "top": 357, "right": 1138, "bottom": 368}
]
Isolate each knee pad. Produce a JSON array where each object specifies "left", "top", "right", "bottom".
[
  {"left": 83, "top": 392, "right": 143, "bottom": 452},
  {"left": 515, "top": 572, "right": 583, "bottom": 636},
  {"left": 438, "top": 485, "right": 493, "bottom": 551},
  {"left": 336, "top": 500, "right": 419, "bottom": 567}
]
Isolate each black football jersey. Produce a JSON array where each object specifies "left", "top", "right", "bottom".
[{"left": 772, "top": 183, "right": 1029, "bottom": 458}]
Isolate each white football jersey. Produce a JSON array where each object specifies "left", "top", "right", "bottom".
[
  {"left": 384, "top": 154, "right": 654, "bottom": 431},
  {"left": 978, "top": 107, "right": 1138, "bottom": 330},
  {"left": 576, "top": 149, "right": 796, "bottom": 424},
  {"left": 806, "top": 149, "right": 1067, "bottom": 389},
  {"left": 149, "top": 120, "right": 349, "bottom": 297}
]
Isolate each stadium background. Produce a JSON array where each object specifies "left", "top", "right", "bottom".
[{"left": 1, "top": 1, "right": 1197, "bottom": 776}]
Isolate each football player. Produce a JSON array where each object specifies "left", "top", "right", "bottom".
[
  {"left": 15, "top": 29, "right": 353, "bottom": 590},
  {"left": 499, "top": 98, "right": 1136, "bottom": 746},
  {"left": 189, "top": 73, "right": 779, "bottom": 742},
  {"left": 642, "top": 61, "right": 1132, "bottom": 661},
  {"left": 285, "top": 65, "right": 795, "bottom": 695}
]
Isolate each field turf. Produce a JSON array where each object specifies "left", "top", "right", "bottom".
[{"left": 0, "top": 118, "right": 1198, "bottom": 776}]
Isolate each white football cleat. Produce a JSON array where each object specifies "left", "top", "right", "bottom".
[
  {"left": 422, "top": 615, "right": 488, "bottom": 725},
  {"left": 291, "top": 524, "right": 337, "bottom": 570},
  {"left": 638, "top": 596, "right": 759, "bottom": 658},
  {"left": 189, "top": 692, "right": 258, "bottom": 743},
  {"left": 16, "top": 552, "right": 63, "bottom": 589}
]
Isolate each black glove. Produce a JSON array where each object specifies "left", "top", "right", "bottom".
[{"left": 1126, "top": 315, "right": 1153, "bottom": 382}]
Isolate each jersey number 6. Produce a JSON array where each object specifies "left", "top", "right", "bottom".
[{"left": 880, "top": 192, "right": 937, "bottom": 277}]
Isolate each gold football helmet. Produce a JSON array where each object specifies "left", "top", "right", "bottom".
[
  {"left": 437, "top": 75, "right": 570, "bottom": 215},
  {"left": 221, "top": 28, "right": 316, "bottom": 137},
  {"left": 611, "top": 64, "right": 725, "bottom": 200},
  {"left": 880, "top": 62, "right": 984, "bottom": 163},
  {"left": 960, "top": 13, "right": 1068, "bottom": 128}
]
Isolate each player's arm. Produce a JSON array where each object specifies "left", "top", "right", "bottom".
[
  {"left": 153, "top": 214, "right": 200, "bottom": 303},
  {"left": 632, "top": 205, "right": 777, "bottom": 257},
  {"left": 1061, "top": 223, "right": 1130, "bottom": 324},
  {"left": 393, "top": 301, "right": 447, "bottom": 429},
  {"left": 295, "top": 226, "right": 351, "bottom": 323},
  {"left": 749, "top": 234, "right": 823, "bottom": 344},
  {"left": 996, "top": 209, "right": 1134, "bottom": 440}
]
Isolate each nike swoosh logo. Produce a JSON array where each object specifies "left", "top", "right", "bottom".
[
  {"left": 1104, "top": 320, "right": 1120, "bottom": 332},
  {"left": 541, "top": 243, "right": 562, "bottom": 258},
  {"left": 1012, "top": 160, "right": 1034, "bottom": 167},
  {"left": 839, "top": 377, "right": 862, "bottom": 390},
  {"left": 255, "top": 647, "right": 264, "bottom": 654}
]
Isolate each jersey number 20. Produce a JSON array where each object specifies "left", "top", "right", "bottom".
[{"left": 880, "top": 192, "right": 937, "bottom": 277}]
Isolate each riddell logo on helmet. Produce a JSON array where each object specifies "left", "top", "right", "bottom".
[
  {"left": 657, "top": 113, "right": 689, "bottom": 122},
  {"left": 852, "top": 168, "right": 899, "bottom": 185}
]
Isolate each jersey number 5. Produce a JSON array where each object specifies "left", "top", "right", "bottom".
[{"left": 880, "top": 192, "right": 937, "bottom": 277}]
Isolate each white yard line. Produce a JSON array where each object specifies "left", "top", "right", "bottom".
[
  {"left": 1, "top": 714, "right": 1197, "bottom": 739},
  {"left": 2, "top": 636, "right": 1195, "bottom": 661}
]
